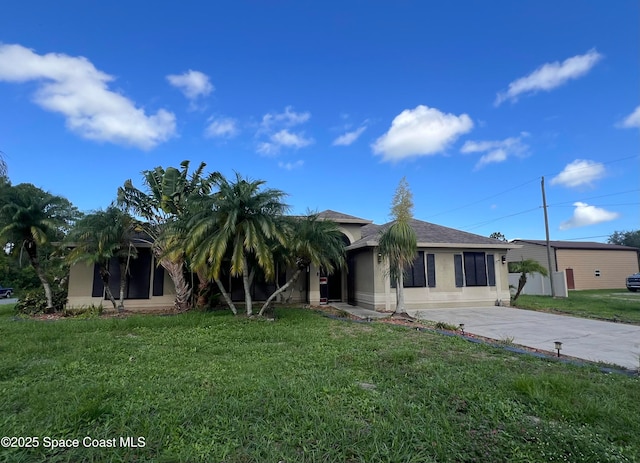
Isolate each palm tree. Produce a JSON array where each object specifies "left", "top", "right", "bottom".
[
  {"left": 510, "top": 258, "right": 549, "bottom": 302},
  {"left": 0, "top": 150, "right": 7, "bottom": 179},
  {"left": 185, "top": 173, "right": 288, "bottom": 316},
  {"left": 0, "top": 183, "right": 79, "bottom": 311},
  {"left": 378, "top": 177, "right": 417, "bottom": 316},
  {"left": 258, "top": 214, "right": 346, "bottom": 316},
  {"left": 65, "top": 206, "right": 138, "bottom": 311},
  {"left": 117, "top": 160, "right": 219, "bottom": 311}
]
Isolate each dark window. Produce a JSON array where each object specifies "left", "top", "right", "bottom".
[
  {"left": 426, "top": 253, "right": 436, "bottom": 288},
  {"left": 463, "top": 252, "right": 487, "bottom": 286},
  {"left": 487, "top": 254, "right": 496, "bottom": 286},
  {"left": 91, "top": 263, "right": 106, "bottom": 297},
  {"left": 454, "top": 255, "right": 464, "bottom": 287},
  {"left": 390, "top": 252, "right": 426, "bottom": 288},
  {"left": 404, "top": 251, "right": 426, "bottom": 288},
  {"left": 92, "top": 248, "right": 153, "bottom": 300},
  {"left": 152, "top": 264, "right": 165, "bottom": 296},
  {"left": 127, "top": 249, "right": 151, "bottom": 299}
]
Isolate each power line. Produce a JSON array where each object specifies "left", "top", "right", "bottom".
[
  {"left": 542, "top": 154, "right": 640, "bottom": 179},
  {"left": 461, "top": 207, "right": 542, "bottom": 231},
  {"left": 551, "top": 202, "right": 640, "bottom": 208},
  {"left": 425, "top": 155, "right": 639, "bottom": 221},
  {"left": 548, "top": 189, "right": 640, "bottom": 207},
  {"left": 424, "top": 178, "right": 538, "bottom": 220}
]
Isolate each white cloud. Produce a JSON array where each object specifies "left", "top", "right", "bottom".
[
  {"left": 278, "top": 160, "right": 304, "bottom": 170},
  {"left": 205, "top": 117, "right": 238, "bottom": 138},
  {"left": 333, "top": 125, "right": 367, "bottom": 146},
  {"left": 550, "top": 159, "right": 606, "bottom": 188},
  {"left": 461, "top": 133, "right": 529, "bottom": 169},
  {"left": 257, "top": 129, "right": 313, "bottom": 155},
  {"left": 260, "top": 106, "right": 310, "bottom": 130},
  {"left": 166, "top": 70, "right": 213, "bottom": 100},
  {"left": 495, "top": 49, "right": 603, "bottom": 106},
  {"left": 619, "top": 105, "right": 640, "bottom": 129},
  {"left": 256, "top": 106, "right": 313, "bottom": 155},
  {"left": 559, "top": 202, "right": 620, "bottom": 230},
  {"left": 0, "top": 43, "right": 175, "bottom": 149},
  {"left": 372, "top": 105, "right": 473, "bottom": 161}
]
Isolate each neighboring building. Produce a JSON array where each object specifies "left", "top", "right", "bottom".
[
  {"left": 507, "top": 240, "right": 640, "bottom": 290},
  {"left": 66, "top": 210, "right": 517, "bottom": 311}
]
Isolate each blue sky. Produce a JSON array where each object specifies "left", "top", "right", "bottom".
[{"left": 0, "top": 1, "right": 638, "bottom": 242}]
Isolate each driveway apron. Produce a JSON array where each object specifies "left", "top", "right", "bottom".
[{"left": 407, "top": 307, "right": 640, "bottom": 370}]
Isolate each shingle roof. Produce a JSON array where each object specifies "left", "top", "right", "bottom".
[
  {"left": 513, "top": 239, "right": 639, "bottom": 252},
  {"left": 317, "top": 209, "right": 372, "bottom": 224},
  {"left": 347, "top": 218, "right": 514, "bottom": 250}
]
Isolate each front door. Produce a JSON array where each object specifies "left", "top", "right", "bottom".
[{"left": 327, "top": 268, "right": 342, "bottom": 301}]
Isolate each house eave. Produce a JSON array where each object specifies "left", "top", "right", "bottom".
[{"left": 346, "top": 241, "right": 521, "bottom": 251}]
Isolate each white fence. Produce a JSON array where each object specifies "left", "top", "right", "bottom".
[{"left": 508, "top": 271, "right": 568, "bottom": 298}]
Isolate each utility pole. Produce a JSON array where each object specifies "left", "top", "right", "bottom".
[{"left": 541, "top": 176, "right": 556, "bottom": 297}]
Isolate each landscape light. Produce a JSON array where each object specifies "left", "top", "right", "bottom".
[{"left": 554, "top": 341, "right": 563, "bottom": 357}]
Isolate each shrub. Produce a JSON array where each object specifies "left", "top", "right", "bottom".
[
  {"left": 15, "top": 287, "right": 68, "bottom": 315},
  {"left": 62, "top": 304, "right": 103, "bottom": 318},
  {"left": 434, "top": 321, "right": 459, "bottom": 331}
]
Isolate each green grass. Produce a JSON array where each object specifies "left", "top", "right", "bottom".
[
  {"left": 514, "top": 289, "right": 640, "bottom": 324},
  {"left": 1, "top": 304, "right": 639, "bottom": 462}
]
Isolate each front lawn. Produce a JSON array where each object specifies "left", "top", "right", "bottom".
[
  {"left": 514, "top": 289, "right": 640, "bottom": 324},
  {"left": 1, "top": 304, "right": 639, "bottom": 462}
]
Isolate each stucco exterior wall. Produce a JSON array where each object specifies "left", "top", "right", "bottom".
[
  {"left": 66, "top": 262, "right": 176, "bottom": 311},
  {"left": 350, "top": 248, "right": 378, "bottom": 310},
  {"left": 338, "top": 223, "right": 365, "bottom": 245},
  {"left": 369, "top": 248, "right": 511, "bottom": 311},
  {"left": 555, "top": 249, "right": 639, "bottom": 290}
]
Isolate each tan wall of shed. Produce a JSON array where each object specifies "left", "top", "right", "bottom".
[
  {"left": 507, "top": 242, "right": 556, "bottom": 273},
  {"left": 556, "top": 249, "right": 639, "bottom": 290}
]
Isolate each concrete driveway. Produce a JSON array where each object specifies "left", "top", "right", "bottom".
[{"left": 407, "top": 306, "right": 640, "bottom": 371}]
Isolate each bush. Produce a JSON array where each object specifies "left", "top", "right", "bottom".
[
  {"left": 62, "top": 304, "right": 103, "bottom": 318},
  {"left": 15, "top": 287, "right": 68, "bottom": 315}
]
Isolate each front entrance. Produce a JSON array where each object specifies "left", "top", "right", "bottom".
[
  {"left": 327, "top": 268, "right": 342, "bottom": 301},
  {"left": 318, "top": 233, "right": 352, "bottom": 305},
  {"left": 319, "top": 268, "right": 342, "bottom": 303}
]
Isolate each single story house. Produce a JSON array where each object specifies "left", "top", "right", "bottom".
[
  {"left": 506, "top": 239, "right": 640, "bottom": 290},
  {"left": 66, "top": 210, "right": 517, "bottom": 312}
]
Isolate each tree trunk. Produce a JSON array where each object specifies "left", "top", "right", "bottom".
[
  {"left": 213, "top": 277, "right": 237, "bottom": 315},
  {"left": 195, "top": 270, "right": 210, "bottom": 308},
  {"left": 154, "top": 245, "right": 191, "bottom": 311},
  {"left": 394, "top": 270, "right": 407, "bottom": 315},
  {"left": 118, "top": 261, "right": 126, "bottom": 312},
  {"left": 25, "top": 241, "right": 54, "bottom": 312},
  {"left": 99, "top": 267, "right": 118, "bottom": 310},
  {"left": 242, "top": 254, "right": 252, "bottom": 316},
  {"left": 259, "top": 268, "right": 302, "bottom": 316},
  {"left": 513, "top": 274, "right": 527, "bottom": 302}
]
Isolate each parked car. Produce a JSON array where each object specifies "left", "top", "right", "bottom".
[
  {"left": 626, "top": 273, "right": 640, "bottom": 292},
  {"left": 0, "top": 285, "right": 13, "bottom": 298}
]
